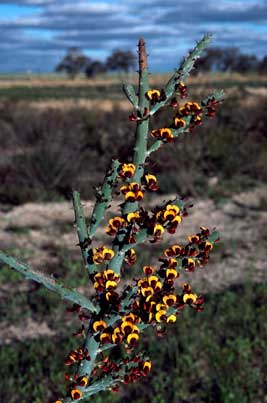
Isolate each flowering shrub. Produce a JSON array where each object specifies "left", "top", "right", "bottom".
[{"left": 0, "top": 35, "right": 224, "bottom": 402}]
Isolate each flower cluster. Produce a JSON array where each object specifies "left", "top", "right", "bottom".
[
  {"left": 65, "top": 347, "right": 91, "bottom": 367},
  {"left": 149, "top": 93, "right": 221, "bottom": 145},
  {"left": 154, "top": 204, "right": 182, "bottom": 235},
  {"left": 90, "top": 354, "right": 152, "bottom": 392},
  {"left": 160, "top": 226, "right": 216, "bottom": 272},
  {"left": 122, "top": 357, "right": 152, "bottom": 384},
  {"left": 101, "top": 313, "right": 141, "bottom": 346},
  {"left": 59, "top": 218, "right": 217, "bottom": 403},
  {"left": 92, "top": 227, "right": 215, "bottom": 343},
  {"left": 174, "top": 101, "right": 202, "bottom": 131},
  {"left": 150, "top": 127, "right": 174, "bottom": 143},
  {"left": 175, "top": 82, "right": 188, "bottom": 99},
  {"left": 106, "top": 200, "right": 186, "bottom": 246},
  {"left": 130, "top": 267, "right": 203, "bottom": 327},
  {"left": 63, "top": 375, "right": 89, "bottom": 401},
  {"left": 204, "top": 97, "right": 220, "bottom": 117}
]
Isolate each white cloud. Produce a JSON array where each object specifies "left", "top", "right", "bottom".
[{"left": 0, "top": 0, "right": 266, "bottom": 72}]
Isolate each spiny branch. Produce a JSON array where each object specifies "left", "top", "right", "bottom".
[{"left": 0, "top": 251, "right": 99, "bottom": 313}]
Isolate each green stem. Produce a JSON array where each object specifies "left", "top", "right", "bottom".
[
  {"left": 72, "top": 191, "right": 95, "bottom": 275},
  {"left": 63, "top": 375, "right": 118, "bottom": 402},
  {"left": 89, "top": 159, "right": 120, "bottom": 237},
  {"left": 123, "top": 38, "right": 149, "bottom": 215},
  {"left": 108, "top": 39, "right": 150, "bottom": 275},
  {"left": 0, "top": 251, "right": 99, "bottom": 313}
]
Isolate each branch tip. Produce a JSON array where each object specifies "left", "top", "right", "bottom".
[{"left": 138, "top": 37, "right": 147, "bottom": 72}]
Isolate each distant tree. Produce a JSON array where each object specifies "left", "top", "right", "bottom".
[
  {"left": 258, "top": 55, "right": 267, "bottom": 74},
  {"left": 220, "top": 48, "right": 240, "bottom": 72},
  {"left": 193, "top": 46, "right": 260, "bottom": 74},
  {"left": 55, "top": 47, "right": 91, "bottom": 79},
  {"left": 106, "top": 49, "right": 136, "bottom": 74},
  {"left": 192, "top": 47, "right": 224, "bottom": 74},
  {"left": 231, "top": 54, "right": 258, "bottom": 73},
  {"left": 85, "top": 61, "right": 107, "bottom": 78}
]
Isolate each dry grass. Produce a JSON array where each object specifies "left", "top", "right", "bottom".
[
  {"left": 26, "top": 99, "right": 131, "bottom": 111},
  {"left": 0, "top": 72, "right": 266, "bottom": 89}
]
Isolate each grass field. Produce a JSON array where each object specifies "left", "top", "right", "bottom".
[{"left": 0, "top": 72, "right": 266, "bottom": 102}]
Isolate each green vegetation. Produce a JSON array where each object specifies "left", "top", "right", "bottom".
[
  {"left": 0, "top": 78, "right": 266, "bottom": 102},
  {"left": 1, "top": 282, "right": 266, "bottom": 403},
  {"left": 0, "top": 84, "right": 123, "bottom": 102}
]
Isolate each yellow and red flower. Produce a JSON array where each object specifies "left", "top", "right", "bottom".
[
  {"left": 153, "top": 224, "right": 164, "bottom": 237},
  {"left": 183, "top": 293, "right": 197, "bottom": 304},
  {"left": 70, "top": 389, "right": 82, "bottom": 400},
  {"left": 150, "top": 127, "right": 174, "bottom": 143},
  {"left": 91, "top": 246, "right": 114, "bottom": 264},
  {"left": 143, "top": 265, "right": 155, "bottom": 276},
  {"left": 164, "top": 244, "right": 183, "bottom": 257},
  {"left": 93, "top": 269, "right": 120, "bottom": 291},
  {"left": 176, "top": 82, "right": 188, "bottom": 99},
  {"left": 146, "top": 89, "right": 161, "bottom": 102},
  {"left": 100, "top": 332, "right": 112, "bottom": 344},
  {"left": 92, "top": 320, "right": 107, "bottom": 333},
  {"left": 188, "top": 234, "right": 200, "bottom": 244},
  {"left": 155, "top": 309, "right": 166, "bottom": 323},
  {"left": 120, "top": 182, "right": 144, "bottom": 202},
  {"left": 77, "top": 376, "right": 89, "bottom": 387},
  {"left": 127, "top": 211, "right": 141, "bottom": 223},
  {"left": 118, "top": 163, "right": 136, "bottom": 179},
  {"left": 173, "top": 117, "right": 186, "bottom": 128},
  {"left": 124, "top": 248, "right": 137, "bottom": 266},
  {"left": 182, "top": 257, "right": 196, "bottom": 272},
  {"left": 162, "top": 294, "right": 177, "bottom": 306},
  {"left": 127, "top": 332, "right": 139, "bottom": 346},
  {"left": 166, "top": 314, "right": 177, "bottom": 324},
  {"left": 145, "top": 174, "right": 159, "bottom": 191},
  {"left": 106, "top": 216, "right": 126, "bottom": 236},
  {"left": 160, "top": 128, "right": 174, "bottom": 143},
  {"left": 142, "top": 360, "right": 152, "bottom": 376}
]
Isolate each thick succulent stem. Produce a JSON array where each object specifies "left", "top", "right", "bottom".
[
  {"left": 123, "top": 38, "right": 149, "bottom": 215},
  {"left": 72, "top": 191, "right": 95, "bottom": 275},
  {"left": 0, "top": 251, "right": 99, "bottom": 313},
  {"left": 89, "top": 159, "right": 120, "bottom": 237},
  {"left": 109, "top": 38, "right": 150, "bottom": 274},
  {"left": 64, "top": 376, "right": 117, "bottom": 402}
]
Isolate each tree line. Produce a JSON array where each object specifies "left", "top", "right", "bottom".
[
  {"left": 55, "top": 47, "right": 136, "bottom": 79},
  {"left": 55, "top": 46, "right": 267, "bottom": 79},
  {"left": 193, "top": 47, "right": 267, "bottom": 75}
]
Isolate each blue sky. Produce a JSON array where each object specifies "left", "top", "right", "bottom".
[{"left": 0, "top": 0, "right": 266, "bottom": 73}]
